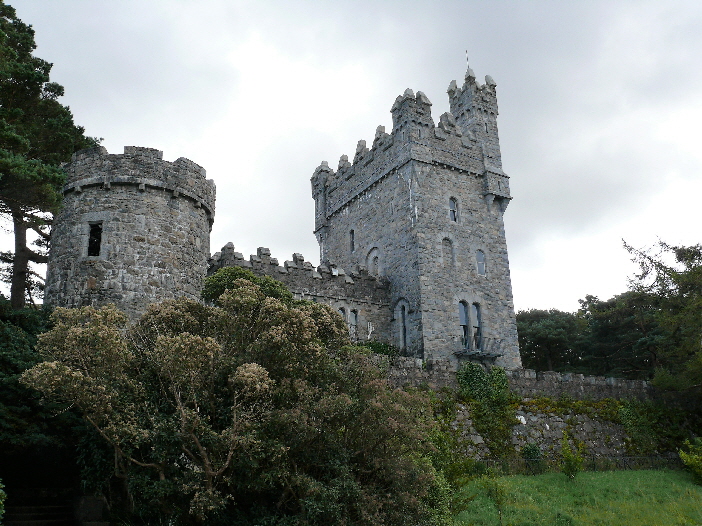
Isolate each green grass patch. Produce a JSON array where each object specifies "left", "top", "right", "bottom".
[{"left": 454, "top": 469, "right": 702, "bottom": 526}]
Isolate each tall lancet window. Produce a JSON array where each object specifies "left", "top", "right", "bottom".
[
  {"left": 476, "top": 250, "right": 486, "bottom": 275},
  {"left": 471, "top": 303, "right": 482, "bottom": 351},
  {"left": 459, "top": 301, "right": 470, "bottom": 349},
  {"left": 449, "top": 198, "right": 458, "bottom": 222}
]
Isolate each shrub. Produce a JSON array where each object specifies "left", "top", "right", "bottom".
[
  {"left": 479, "top": 472, "right": 508, "bottom": 526},
  {"left": 679, "top": 438, "right": 702, "bottom": 484},
  {"left": 560, "top": 430, "right": 584, "bottom": 480},
  {"left": 456, "top": 363, "right": 518, "bottom": 458},
  {"left": 521, "top": 443, "right": 545, "bottom": 475},
  {"left": 362, "top": 340, "right": 400, "bottom": 358}
]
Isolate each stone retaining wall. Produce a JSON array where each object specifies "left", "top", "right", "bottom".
[{"left": 384, "top": 358, "right": 652, "bottom": 401}]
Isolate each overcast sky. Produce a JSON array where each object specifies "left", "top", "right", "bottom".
[{"left": 6, "top": 0, "right": 702, "bottom": 312}]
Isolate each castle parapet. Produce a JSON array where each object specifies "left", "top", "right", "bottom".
[
  {"left": 65, "top": 146, "right": 216, "bottom": 225},
  {"left": 311, "top": 70, "right": 509, "bottom": 228},
  {"left": 209, "top": 243, "right": 392, "bottom": 343}
]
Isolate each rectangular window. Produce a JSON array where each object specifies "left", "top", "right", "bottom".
[{"left": 88, "top": 222, "right": 103, "bottom": 256}]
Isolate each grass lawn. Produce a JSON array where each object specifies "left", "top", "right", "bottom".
[{"left": 454, "top": 469, "right": 702, "bottom": 526}]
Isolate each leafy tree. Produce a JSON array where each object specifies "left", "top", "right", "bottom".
[
  {"left": 517, "top": 309, "right": 585, "bottom": 372},
  {"left": 21, "top": 278, "right": 448, "bottom": 525},
  {"left": 0, "top": 2, "right": 97, "bottom": 309},
  {"left": 0, "top": 294, "right": 82, "bottom": 490},
  {"left": 625, "top": 241, "right": 702, "bottom": 392},
  {"left": 577, "top": 291, "right": 663, "bottom": 378}
]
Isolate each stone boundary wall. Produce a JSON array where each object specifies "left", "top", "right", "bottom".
[
  {"left": 457, "top": 405, "right": 631, "bottom": 460},
  {"left": 383, "top": 358, "right": 652, "bottom": 401},
  {"left": 209, "top": 243, "right": 392, "bottom": 342}
]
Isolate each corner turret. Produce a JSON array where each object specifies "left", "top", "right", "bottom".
[
  {"left": 390, "top": 89, "right": 435, "bottom": 141},
  {"left": 447, "top": 67, "right": 502, "bottom": 168}
]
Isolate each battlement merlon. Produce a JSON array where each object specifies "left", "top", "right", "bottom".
[{"left": 63, "top": 146, "right": 216, "bottom": 225}]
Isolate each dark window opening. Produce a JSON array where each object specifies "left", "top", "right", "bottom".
[
  {"left": 459, "top": 301, "right": 470, "bottom": 348},
  {"left": 400, "top": 305, "right": 407, "bottom": 350},
  {"left": 449, "top": 198, "right": 458, "bottom": 222},
  {"left": 88, "top": 223, "right": 103, "bottom": 256},
  {"left": 350, "top": 229, "right": 355, "bottom": 252}
]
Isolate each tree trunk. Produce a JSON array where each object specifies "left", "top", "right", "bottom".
[{"left": 10, "top": 210, "right": 30, "bottom": 310}]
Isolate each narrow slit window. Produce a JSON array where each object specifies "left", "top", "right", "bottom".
[
  {"left": 350, "top": 229, "right": 355, "bottom": 252},
  {"left": 350, "top": 310, "right": 358, "bottom": 341},
  {"left": 449, "top": 198, "right": 458, "bottom": 222},
  {"left": 400, "top": 305, "right": 408, "bottom": 350},
  {"left": 88, "top": 222, "right": 103, "bottom": 256},
  {"left": 476, "top": 250, "right": 486, "bottom": 275}
]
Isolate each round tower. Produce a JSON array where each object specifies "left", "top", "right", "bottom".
[{"left": 45, "top": 146, "right": 216, "bottom": 318}]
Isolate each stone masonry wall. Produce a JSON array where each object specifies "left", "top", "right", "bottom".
[
  {"left": 385, "top": 358, "right": 652, "bottom": 401},
  {"left": 45, "top": 146, "right": 215, "bottom": 319},
  {"left": 456, "top": 404, "right": 630, "bottom": 460},
  {"left": 209, "top": 243, "right": 392, "bottom": 343}
]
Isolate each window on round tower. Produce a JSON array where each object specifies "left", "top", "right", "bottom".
[
  {"left": 350, "top": 229, "right": 355, "bottom": 253},
  {"left": 449, "top": 198, "right": 458, "bottom": 222},
  {"left": 87, "top": 222, "right": 103, "bottom": 257}
]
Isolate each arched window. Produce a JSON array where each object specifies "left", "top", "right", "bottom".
[
  {"left": 338, "top": 307, "right": 346, "bottom": 321},
  {"left": 471, "top": 303, "right": 482, "bottom": 351},
  {"left": 349, "top": 230, "right": 355, "bottom": 252},
  {"left": 449, "top": 198, "right": 458, "bottom": 222},
  {"left": 459, "top": 301, "right": 470, "bottom": 349},
  {"left": 476, "top": 250, "right": 486, "bottom": 275},
  {"left": 442, "top": 238, "right": 454, "bottom": 266},
  {"left": 350, "top": 310, "right": 358, "bottom": 341},
  {"left": 367, "top": 247, "right": 381, "bottom": 276}
]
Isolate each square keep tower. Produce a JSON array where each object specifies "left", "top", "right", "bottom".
[{"left": 311, "top": 68, "right": 521, "bottom": 369}]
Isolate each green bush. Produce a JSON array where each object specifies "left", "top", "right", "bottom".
[
  {"left": 521, "top": 443, "right": 545, "bottom": 475},
  {"left": 456, "top": 363, "right": 517, "bottom": 458},
  {"left": 361, "top": 340, "right": 400, "bottom": 358},
  {"left": 202, "top": 266, "right": 294, "bottom": 304},
  {"left": 679, "top": 438, "right": 702, "bottom": 484},
  {"left": 560, "top": 430, "right": 584, "bottom": 480}
]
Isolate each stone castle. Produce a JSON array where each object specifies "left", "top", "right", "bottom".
[{"left": 45, "top": 67, "right": 522, "bottom": 370}]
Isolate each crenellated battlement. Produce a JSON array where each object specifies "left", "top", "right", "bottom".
[
  {"left": 64, "top": 146, "right": 216, "bottom": 224},
  {"left": 311, "top": 68, "right": 509, "bottom": 232},
  {"left": 209, "top": 242, "right": 390, "bottom": 302},
  {"left": 209, "top": 243, "right": 392, "bottom": 342}
]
